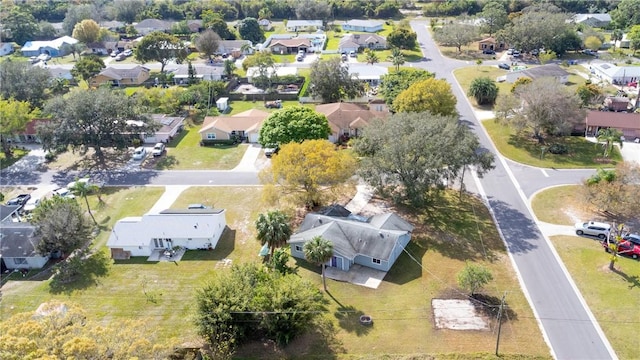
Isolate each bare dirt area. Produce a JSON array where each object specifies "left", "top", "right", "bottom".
[
  {"left": 432, "top": 299, "right": 489, "bottom": 330},
  {"left": 45, "top": 147, "right": 131, "bottom": 172}
]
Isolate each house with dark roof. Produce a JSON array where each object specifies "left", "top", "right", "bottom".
[
  {"left": 90, "top": 65, "right": 150, "bottom": 87},
  {"left": 338, "top": 33, "right": 387, "bottom": 54},
  {"left": 1, "top": 205, "right": 22, "bottom": 223},
  {"left": 585, "top": 110, "right": 640, "bottom": 140},
  {"left": 478, "top": 37, "right": 506, "bottom": 51},
  {"left": 572, "top": 13, "right": 611, "bottom": 28},
  {"left": 269, "top": 38, "right": 311, "bottom": 54},
  {"left": 199, "top": 109, "right": 270, "bottom": 143},
  {"left": 288, "top": 204, "right": 413, "bottom": 273},
  {"left": 142, "top": 114, "right": 185, "bottom": 144},
  {"left": 499, "top": 64, "right": 570, "bottom": 84},
  {"left": 0, "top": 223, "right": 49, "bottom": 270},
  {"left": 0, "top": 42, "right": 14, "bottom": 56},
  {"left": 316, "top": 102, "right": 389, "bottom": 143},
  {"left": 342, "top": 19, "right": 384, "bottom": 33}
]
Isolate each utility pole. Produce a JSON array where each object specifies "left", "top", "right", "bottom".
[{"left": 495, "top": 291, "right": 507, "bottom": 356}]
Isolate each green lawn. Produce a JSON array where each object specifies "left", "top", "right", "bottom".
[
  {"left": 454, "top": 66, "right": 512, "bottom": 107},
  {"left": 225, "top": 100, "right": 314, "bottom": 115},
  {"left": 550, "top": 235, "right": 640, "bottom": 360},
  {"left": 482, "top": 119, "right": 622, "bottom": 168},
  {"left": 531, "top": 185, "right": 587, "bottom": 225},
  {"left": 152, "top": 123, "right": 246, "bottom": 170},
  {"left": 324, "top": 32, "right": 342, "bottom": 50},
  {"left": 0, "top": 148, "right": 29, "bottom": 169}
]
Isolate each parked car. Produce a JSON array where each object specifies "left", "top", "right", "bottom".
[
  {"left": 37, "top": 53, "right": 51, "bottom": 61},
  {"left": 115, "top": 53, "right": 126, "bottom": 61},
  {"left": 264, "top": 146, "right": 279, "bottom": 158},
  {"left": 575, "top": 221, "right": 611, "bottom": 239},
  {"left": 123, "top": 49, "right": 133, "bottom": 57},
  {"left": 296, "top": 55, "right": 304, "bottom": 62},
  {"left": 152, "top": 142, "right": 165, "bottom": 157},
  {"left": 132, "top": 147, "right": 146, "bottom": 160},
  {"left": 23, "top": 197, "right": 41, "bottom": 213},
  {"left": 265, "top": 100, "right": 282, "bottom": 109},
  {"left": 341, "top": 53, "right": 348, "bottom": 61},
  {"left": 67, "top": 177, "right": 91, "bottom": 189},
  {"left": 582, "top": 49, "right": 597, "bottom": 56},
  {"left": 53, "top": 187, "right": 75, "bottom": 199},
  {"left": 6, "top": 194, "right": 31, "bottom": 208},
  {"left": 602, "top": 239, "right": 640, "bottom": 260},
  {"left": 506, "top": 49, "right": 514, "bottom": 55},
  {"left": 482, "top": 49, "right": 496, "bottom": 55},
  {"left": 622, "top": 233, "right": 640, "bottom": 246},
  {"left": 349, "top": 51, "right": 356, "bottom": 58},
  {"left": 512, "top": 50, "right": 521, "bottom": 57},
  {"left": 498, "top": 63, "right": 510, "bottom": 70},
  {"left": 110, "top": 50, "right": 120, "bottom": 57},
  {"left": 188, "top": 204, "right": 208, "bottom": 209}
]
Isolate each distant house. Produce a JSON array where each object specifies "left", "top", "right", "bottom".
[
  {"left": 90, "top": 65, "right": 150, "bottom": 87},
  {"left": 134, "top": 19, "right": 174, "bottom": 35},
  {"left": 107, "top": 208, "right": 227, "bottom": 259},
  {"left": 342, "top": 19, "right": 384, "bottom": 33},
  {"left": 498, "top": 64, "right": 569, "bottom": 84},
  {"left": 217, "top": 40, "right": 253, "bottom": 57},
  {"left": 286, "top": 20, "right": 323, "bottom": 32},
  {"left": 170, "top": 64, "right": 225, "bottom": 83},
  {"left": 33, "top": 61, "right": 74, "bottom": 81},
  {"left": 21, "top": 36, "right": 78, "bottom": 57},
  {"left": 269, "top": 37, "right": 311, "bottom": 54},
  {"left": 199, "top": 109, "right": 269, "bottom": 143},
  {"left": 0, "top": 42, "right": 14, "bottom": 56},
  {"left": 316, "top": 102, "right": 389, "bottom": 143},
  {"left": 86, "top": 42, "right": 110, "bottom": 55},
  {"left": 104, "top": 40, "right": 136, "bottom": 54},
  {"left": 590, "top": 63, "right": 640, "bottom": 85},
  {"left": 258, "top": 18, "right": 273, "bottom": 31},
  {"left": 604, "top": 96, "right": 630, "bottom": 112},
  {"left": 347, "top": 64, "right": 388, "bottom": 86},
  {"left": 0, "top": 223, "right": 49, "bottom": 270},
  {"left": 478, "top": 37, "right": 505, "bottom": 51},
  {"left": 101, "top": 20, "right": 125, "bottom": 32},
  {"left": 288, "top": 205, "right": 414, "bottom": 273},
  {"left": 585, "top": 110, "right": 640, "bottom": 140},
  {"left": 338, "top": 33, "right": 387, "bottom": 53},
  {"left": 186, "top": 19, "right": 203, "bottom": 33},
  {"left": 141, "top": 114, "right": 185, "bottom": 144},
  {"left": 572, "top": 13, "right": 611, "bottom": 28},
  {"left": 246, "top": 66, "right": 298, "bottom": 83},
  {"left": 616, "top": 34, "right": 631, "bottom": 49}
]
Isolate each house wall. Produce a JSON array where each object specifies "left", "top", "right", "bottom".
[
  {"left": 201, "top": 128, "right": 230, "bottom": 141},
  {"left": 3, "top": 255, "right": 49, "bottom": 269},
  {"left": 354, "top": 254, "right": 390, "bottom": 272}
]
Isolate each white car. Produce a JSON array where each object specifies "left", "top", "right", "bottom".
[
  {"left": 575, "top": 221, "right": 611, "bottom": 239},
  {"left": 152, "top": 142, "right": 165, "bottom": 157},
  {"left": 123, "top": 49, "right": 133, "bottom": 57},
  {"left": 53, "top": 187, "right": 75, "bottom": 199},
  {"left": 132, "top": 146, "right": 146, "bottom": 160},
  {"left": 23, "top": 197, "right": 41, "bottom": 213},
  {"left": 67, "top": 177, "right": 90, "bottom": 189}
]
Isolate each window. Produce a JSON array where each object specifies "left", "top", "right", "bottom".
[
  {"left": 206, "top": 133, "right": 216, "bottom": 139},
  {"left": 372, "top": 258, "right": 381, "bottom": 265},
  {"left": 14, "top": 258, "right": 27, "bottom": 265},
  {"left": 295, "top": 245, "right": 302, "bottom": 252}
]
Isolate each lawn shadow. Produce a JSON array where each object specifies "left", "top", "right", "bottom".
[
  {"left": 167, "top": 128, "right": 189, "bottom": 147},
  {"left": 49, "top": 250, "right": 111, "bottom": 295},
  {"left": 612, "top": 268, "right": 640, "bottom": 290},
  {"left": 471, "top": 293, "right": 519, "bottom": 325},
  {"left": 385, "top": 240, "right": 427, "bottom": 285},
  {"left": 487, "top": 198, "right": 539, "bottom": 255},
  {"left": 180, "top": 226, "right": 235, "bottom": 261},
  {"left": 154, "top": 155, "right": 179, "bottom": 170},
  {"left": 333, "top": 303, "right": 373, "bottom": 336}
]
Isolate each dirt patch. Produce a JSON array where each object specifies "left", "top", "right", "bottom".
[{"left": 432, "top": 299, "right": 490, "bottom": 330}]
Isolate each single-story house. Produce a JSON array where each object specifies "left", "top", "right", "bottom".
[
  {"left": 5, "top": 119, "right": 47, "bottom": 144},
  {"left": 572, "top": 13, "right": 611, "bottom": 28},
  {"left": 590, "top": 63, "right": 640, "bottom": 85},
  {"left": 199, "top": 109, "right": 269, "bottom": 143},
  {"left": 347, "top": 64, "right": 388, "bottom": 86},
  {"left": 187, "top": 19, "right": 203, "bottom": 33},
  {"left": 338, "top": 33, "right": 387, "bottom": 54},
  {"left": 107, "top": 208, "right": 227, "bottom": 259},
  {"left": 342, "top": 19, "right": 384, "bottom": 33},
  {"left": 33, "top": 61, "right": 74, "bottom": 81},
  {"left": 0, "top": 223, "right": 49, "bottom": 270},
  {"left": 498, "top": 64, "right": 569, "bottom": 84},
  {"left": 258, "top": 18, "right": 273, "bottom": 31},
  {"left": 134, "top": 19, "right": 174, "bottom": 35},
  {"left": 246, "top": 66, "right": 298, "bottom": 83},
  {"left": 170, "top": 64, "right": 225, "bottom": 83},
  {"left": 104, "top": 40, "right": 136, "bottom": 54},
  {"left": 316, "top": 102, "right": 389, "bottom": 142},
  {"left": 21, "top": 36, "right": 78, "bottom": 57},
  {"left": 139, "top": 114, "right": 185, "bottom": 144},
  {"left": 604, "top": 96, "right": 630, "bottom": 112},
  {"left": 585, "top": 110, "right": 640, "bottom": 140},
  {"left": 86, "top": 42, "right": 110, "bottom": 55},
  {"left": 288, "top": 205, "right": 414, "bottom": 273},
  {"left": 90, "top": 65, "right": 150, "bottom": 87},
  {"left": 101, "top": 20, "right": 125, "bottom": 31},
  {"left": 268, "top": 38, "right": 311, "bottom": 54},
  {"left": 0, "top": 42, "right": 14, "bottom": 56},
  {"left": 1, "top": 205, "right": 22, "bottom": 223},
  {"left": 216, "top": 40, "right": 253, "bottom": 57},
  {"left": 286, "top": 20, "right": 323, "bottom": 32},
  {"left": 478, "top": 37, "right": 505, "bottom": 51}
]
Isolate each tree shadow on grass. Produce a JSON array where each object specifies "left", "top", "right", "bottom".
[
  {"left": 612, "top": 268, "right": 640, "bottom": 290},
  {"left": 471, "top": 293, "right": 519, "bottom": 326},
  {"left": 333, "top": 304, "right": 373, "bottom": 336},
  {"left": 153, "top": 155, "right": 179, "bottom": 170},
  {"left": 49, "top": 250, "right": 111, "bottom": 295},
  {"left": 181, "top": 226, "right": 235, "bottom": 261}
]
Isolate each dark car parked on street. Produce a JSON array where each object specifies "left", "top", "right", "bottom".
[{"left": 498, "top": 63, "right": 510, "bottom": 70}]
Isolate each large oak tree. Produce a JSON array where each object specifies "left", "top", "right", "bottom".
[
  {"left": 134, "top": 31, "right": 187, "bottom": 73},
  {"left": 258, "top": 106, "right": 331, "bottom": 147},
  {"left": 31, "top": 196, "right": 92, "bottom": 256},
  {"left": 393, "top": 78, "right": 457, "bottom": 116},
  {"left": 309, "top": 57, "right": 364, "bottom": 103}
]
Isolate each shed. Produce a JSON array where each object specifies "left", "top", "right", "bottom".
[{"left": 216, "top": 97, "right": 229, "bottom": 112}]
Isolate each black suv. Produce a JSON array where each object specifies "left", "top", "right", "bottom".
[{"left": 6, "top": 194, "right": 31, "bottom": 207}]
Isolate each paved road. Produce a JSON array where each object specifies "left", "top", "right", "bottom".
[{"left": 410, "top": 21, "right": 614, "bottom": 360}]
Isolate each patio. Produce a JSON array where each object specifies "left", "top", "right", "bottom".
[
  {"left": 325, "top": 264, "right": 387, "bottom": 289},
  {"left": 147, "top": 248, "right": 186, "bottom": 262}
]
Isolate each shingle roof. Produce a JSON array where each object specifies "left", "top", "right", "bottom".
[
  {"left": 97, "top": 65, "right": 149, "bottom": 80},
  {"left": 343, "top": 19, "right": 384, "bottom": 28},
  {"left": 200, "top": 110, "right": 270, "bottom": 134},
  {"left": 521, "top": 64, "right": 569, "bottom": 79},
  {"left": 585, "top": 110, "right": 640, "bottom": 129},
  {"left": 134, "top": 19, "right": 173, "bottom": 30},
  {"left": 316, "top": 102, "right": 387, "bottom": 133},
  {"left": 339, "top": 33, "right": 386, "bottom": 48},
  {"left": 0, "top": 223, "right": 42, "bottom": 258},
  {"left": 0, "top": 205, "right": 21, "bottom": 222},
  {"left": 151, "top": 114, "right": 184, "bottom": 134},
  {"left": 269, "top": 38, "right": 311, "bottom": 48},
  {"left": 21, "top": 36, "right": 78, "bottom": 52}
]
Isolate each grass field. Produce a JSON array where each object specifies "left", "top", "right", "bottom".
[
  {"left": 531, "top": 185, "right": 588, "bottom": 225},
  {"left": 225, "top": 100, "right": 314, "bottom": 115},
  {"left": 481, "top": 119, "right": 622, "bottom": 168}
]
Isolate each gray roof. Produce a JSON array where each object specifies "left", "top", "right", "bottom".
[
  {"left": 98, "top": 65, "right": 149, "bottom": 80},
  {"left": 521, "top": 64, "right": 569, "bottom": 79},
  {"left": 289, "top": 210, "right": 413, "bottom": 261},
  {"left": 343, "top": 19, "right": 384, "bottom": 28},
  {"left": 170, "top": 64, "right": 225, "bottom": 78},
  {"left": 159, "top": 208, "right": 225, "bottom": 215},
  {"left": 0, "top": 223, "right": 41, "bottom": 258},
  {"left": 573, "top": 13, "right": 611, "bottom": 23},
  {"left": 0, "top": 205, "right": 21, "bottom": 223},
  {"left": 135, "top": 19, "right": 173, "bottom": 31},
  {"left": 151, "top": 114, "right": 185, "bottom": 133},
  {"left": 339, "top": 33, "right": 386, "bottom": 48}
]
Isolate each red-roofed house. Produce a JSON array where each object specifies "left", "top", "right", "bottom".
[
  {"left": 268, "top": 38, "right": 311, "bottom": 54},
  {"left": 585, "top": 110, "right": 640, "bottom": 140},
  {"left": 199, "top": 109, "right": 270, "bottom": 143},
  {"left": 6, "top": 119, "right": 48, "bottom": 144}
]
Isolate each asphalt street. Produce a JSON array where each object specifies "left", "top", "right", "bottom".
[{"left": 410, "top": 20, "right": 614, "bottom": 359}]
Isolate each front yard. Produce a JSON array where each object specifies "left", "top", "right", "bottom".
[{"left": 0, "top": 147, "right": 29, "bottom": 169}]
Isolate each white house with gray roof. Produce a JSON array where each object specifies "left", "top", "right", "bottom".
[
  {"left": 286, "top": 20, "right": 324, "bottom": 32},
  {"left": 348, "top": 64, "right": 388, "bottom": 86},
  {"left": 590, "top": 63, "right": 640, "bottom": 85},
  {"left": 498, "top": 64, "right": 570, "bottom": 84},
  {"left": 338, "top": 33, "right": 387, "bottom": 53},
  {"left": 288, "top": 205, "right": 413, "bottom": 273},
  {"left": 342, "top": 19, "right": 384, "bottom": 33},
  {"left": 571, "top": 13, "right": 611, "bottom": 28}
]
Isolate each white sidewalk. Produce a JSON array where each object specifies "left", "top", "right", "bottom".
[
  {"left": 232, "top": 144, "right": 262, "bottom": 172},
  {"left": 147, "top": 185, "right": 189, "bottom": 214}
]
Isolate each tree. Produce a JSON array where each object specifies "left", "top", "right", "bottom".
[
  {"left": 610, "top": 0, "right": 640, "bottom": 29},
  {"left": 457, "top": 262, "right": 493, "bottom": 296},
  {"left": 255, "top": 210, "right": 292, "bottom": 258},
  {"left": 262, "top": 139, "right": 356, "bottom": 208},
  {"left": 309, "top": 57, "right": 364, "bottom": 103},
  {"left": 62, "top": 4, "right": 95, "bottom": 35},
  {"left": 364, "top": 48, "right": 379, "bottom": 65},
  {"left": 134, "top": 31, "right": 187, "bottom": 73},
  {"left": 538, "top": 50, "right": 557, "bottom": 64},
  {"left": 495, "top": 78, "right": 584, "bottom": 142},
  {"left": 584, "top": 36, "right": 603, "bottom": 51},
  {"left": 237, "top": 17, "right": 265, "bottom": 44},
  {"left": 510, "top": 76, "right": 532, "bottom": 93},
  {"left": 388, "top": 47, "right": 405, "bottom": 71},
  {"left": 498, "top": 11, "right": 576, "bottom": 55},
  {"left": 387, "top": 27, "right": 418, "bottom": 50},
  {"left": 68, "top": 178, "right": 101, "bottom": 225},
  {"left": 303, "top": 236, "right": 334, "bottom": 291},
  {"left": 433, "top": 22, "right": 478, "bottom": 53},
  {"left": 596, "top": 128, "right": 623, "bottom": 158},
  {"left": 295, "top": 0, "right": 331, "bottom": 22},
  {"left": 259, "top": 107, "right": 331, "bottom": 147},
  {"left": 223, "top": 59, "right": 236, "bottom": 79},
  {"left": 202, "top": 10, "right": 236, "bottom": 40},
  {"left": 2, "top": 7, "right": 39, "bottom": 45},
  {"left": 353, "top": 112, "right": 494, "bottom": 207},
  {"left": 72, "top": 19, "right": 100, "bottom": 44},
  {"left": 628, "top": 25, "right": 640, "bottom": 54},
  {"left": 71, "top": 55, "right": 105, "bottom": 81},
  {"left": 468, "top": 77, "right": 499, "bottom": 105},
  {"left": 195, "top": 29, "right": 222, "bottom": 60},
  {"left": 576, "top": 83, "right": 604, "bottom": 107},
  {"left": 31, "top": 196, "right": 92, "bottom": 255},
  {"left": 611, "top": 28, "right": 624, "bottom": 49},
  {"left": 379, "top": 68, "right": 434, "bottom": 107},
  {"left": 0, "top": 99, "right": 39, "bottom": 158},
  {"left": 582, "top": 163, "right": 640, "bottom": 222},
  {"left": 36, "top": 21, "right": 59, "bottom": 40},
  {"left": 246, "top": 51, "right": 277, "bottom": 92},
  {"left": 61, "top": 42, "right": 86, "bottom": 60},
  {"left": 40, "top": 88, "right": 157, "bottom": 163},
  {"left": 113, "top": 0, "right": 145, "bottom": 23},
  {"left": 479, "top": 1, "right": 508, "bottom": 36},
  {"left": 0, "top": 60, "right": 52, "bottom": 108},
  {"left": 393, "top": 78, "right": 457, "bottom": 116}
]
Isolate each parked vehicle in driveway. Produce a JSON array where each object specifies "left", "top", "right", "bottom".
[
  {"left": 6, "top": 194, "right": 31, "bottom": 207},
  {"left": 152, "top": 142, "right": 165, "bottom": 157},
  {"left": 498, "top": 63, "right": 510, "bottom": 70},
  {"left": 123, "top": 49, "right": 133, "bottom": 57},
  {"left": 264, "top": 146, "right": 279, "bottom": 158},
  {"left": 482, "top": 49, "right": 496, "bottom": 55},
  {"left": 53, "top": 187, "right": 75, "bottom": 199},
  {"left": 23, "top": 197, "right": 41, "bottom": 213},
  {"left": 132, "top": 147, "right": 146, "bottom": 160},
  {"left": 575, "top": 221, "right": 611, "bottom": 239},
  {"left": 602, "top": 239, "right": 640, "bottom": 259},
  {"left": 622, "top": 233, "right": 640, "bottom": 246}
]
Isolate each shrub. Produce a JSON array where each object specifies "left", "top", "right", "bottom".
[
  {"left": 45, "top": 152, "right": 57, "bottom": 162},
  {"left": 548, "top": 143, "right": 568, "bottom": 154},
  {"left": 200, "top": 139, "right": 237, "bottom": 146}
]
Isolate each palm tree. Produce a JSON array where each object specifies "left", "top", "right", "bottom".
[
  {"left": 388, "top": 47, "right": 405, "bottom": 71},
  {"left": 596, "top": 128, "right": 623, "bottom": 158},
  {"left": 255, "top": 210, "right": 292, "bottom": 258},
  {"left": 303, "top": 236, "right": 333, "bottom": 291},
  {"left": 468, "top": 77, "right": 499, "bottom": 105},
  {"left": 364, "top": 49, "right": 379, "bottom": 65},
  {"left": 69, "top": 179, "right": 99, "bottom": 225}
]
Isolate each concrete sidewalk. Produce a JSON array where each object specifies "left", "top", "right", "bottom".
[
  {"left": 147, "top": 185, "right": 189, "bottom": 214},
  {"left": 345, "top": 182, "right": 374, "bottom": 214}
]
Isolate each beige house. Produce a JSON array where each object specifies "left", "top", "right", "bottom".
[
  {"left": 90, "top": 66, "right": 150, "bottom": 87},
  {"left": 199, "top": 109, "right": 270, "bottom": 143},
  {"left": 316, "top": 102, "right": 389, "bottom": 143}
]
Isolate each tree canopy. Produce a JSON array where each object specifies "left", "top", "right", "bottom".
[
  {"left": 582, "top": 163, "right": 640, "bottom": 222},
  {"left": 479, "top": 1, "right": 508, "bottom": 36},
  {"left": 468, "top": 77, "right": 499, "bottom": 105},
  {"left": 498, "top": 11, "right": 579, "bottom": 55},
  {"left": 31, "top": 196, "right": 92, "bottom": 256},
  {"left": 353, "top": 112, "right": 494, "bottom": 207},
  {"left": 387, "top": 26, "right": 418, "bottom": 50},
  {"left": 195, "top": 29, "right": 222, "bottom": 60},
  {"left": 2, "top": 7, "right": 39, "bottom": 45},
  {"left": 259, "top": 106, "right": 331, "bottom": 147},
  {"left": 393, "top": 78, "right": 457, "bottom": 116},
  {"left": 433, "top": 22, "right": 478, "bottom": 53},
  {"left": 202, "top": 10, "right": 236, "bottom": 40},
  {"left": 309, "top": 58, "right": 364, "bottom": 103},
  {"left": 295, "top": 0, "right": 331, "bottom": 22},
  {"left": 610, "top": 0, "right": 640, "bottom": 29},
  {"left": 0, "top": 98, "right": 39, "bottom": 157},
  {"left": 237, "top": 17, "right": 265, "bottom": 44},
  {"left": 134, "top": 31, "right": 187, "bottom": 73},
  {"left": 71, "top": 55, "right": 105, "bottom": 81},
  {"left": 0, "top": 60, "right": 52, "bottom": 108},
  {"left": 72, "top": 19, "right": 100, "bottom": 44},
  {"left": 261, "top": 139, "right": 356, "bottom": 208},
  {"left": 457, "top": 262, "right": 493, "bottom": 296},
  {"left": 256, "top": 210, "right": 292, "bottom": 257},
  {"left": 379, "top": 68, "right": 434, "bottom": 108}
]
